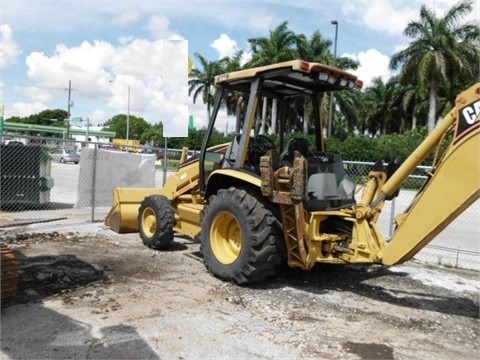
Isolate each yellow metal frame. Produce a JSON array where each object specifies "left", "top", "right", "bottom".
[
  {"left": 260, "top": 83, "right": 479, "bottom": 270},
  {"left": 106, "top": 57, "right": 478, "bottom": 276}
]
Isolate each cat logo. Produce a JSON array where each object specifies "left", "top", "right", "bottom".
[
  {"left": 456, "top": 100, "right": 480, "bottom": 143},
  {"left": 461, "top": 100, "right": 480, "bottom": 125}
]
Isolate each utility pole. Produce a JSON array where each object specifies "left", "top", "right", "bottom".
[
  {"left": 66, "top": 80, "right": 72, "bottom": 141},
  {"left": 126, "top": 85, "right": 130, "bottom": 151}
]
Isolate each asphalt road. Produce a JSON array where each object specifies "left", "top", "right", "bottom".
[{"left": 1, "top": 233, "right": 478, "bottom": 360}]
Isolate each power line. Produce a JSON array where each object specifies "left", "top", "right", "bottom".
[{"left": 2, "top": 81, "right": 77, "bottom": 93}]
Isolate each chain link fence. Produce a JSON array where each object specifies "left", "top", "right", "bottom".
[{"left": 1, "top": 134, "right": 478, "bottom": 270}]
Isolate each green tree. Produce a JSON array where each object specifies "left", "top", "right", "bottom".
[
  {"left": 390, "top": 0, "right": 479, "bottom": 133},
  {"left": 103, "top": 114, "right": 151, "bottom": 140},
  {"left": 363, "top": 77, "right": 404, "bottom": 136},
  {"left": 327, "top": 66, "right": 361, "bottom": 136},
  {"left": 401, "top": 83, "right": 426, "bottom": 130},
  {"left": 247, "top": 21, "right": 300, "bottom": 134},
  {"left": 296, "top": 30, "right": 331, "bottom": 63},
  {"left": 296, "top": 31, "right": 332, "bottom": 134},
  {"left": 188, "top": 52, "right": 225, "bottom": 121},
  {"left": 297, "top": 29, "right": 361, "bottom": 137},
  {"left": 7, "top": 109, "right": 69, "bottom": 127},
  {"left": 248, "top": 21, "right": 299, "bottom": 66},
  {"left": 220, "top": 50, "right": 245, "bottom": 133},
  {"left": 140, "top": 123, "right": 164, "bottom": 147}
]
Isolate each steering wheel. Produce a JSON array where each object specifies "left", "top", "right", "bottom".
[{"left": 248, "top": 135, "right": 276, "bottom": 166}]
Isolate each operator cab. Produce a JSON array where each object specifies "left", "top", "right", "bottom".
[{"left": 199, "top": 60, "right": 362, "bottom": 210}]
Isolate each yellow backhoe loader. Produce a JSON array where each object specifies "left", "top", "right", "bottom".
[{"left": 105, "top": 60, "right": 479, "bottom": 285}]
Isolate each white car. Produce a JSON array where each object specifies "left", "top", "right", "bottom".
[{"left": 50, "top": 149, "right": 80, "bottom": 164}]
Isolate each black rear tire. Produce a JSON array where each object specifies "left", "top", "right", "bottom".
[
  {"left": 138, "top": 195, "right": 174, "bottom": 250},
  {"left": 201, "top": 187, "right": 283, "bottom": 285}
]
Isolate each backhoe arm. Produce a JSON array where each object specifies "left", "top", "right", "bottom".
[{"left": 380, "top": 83, "right": 480, "bottom": 265}]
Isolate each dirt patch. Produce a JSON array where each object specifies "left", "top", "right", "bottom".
[{"left": 1, "top": 232, "right": 479, "bottom": 359}]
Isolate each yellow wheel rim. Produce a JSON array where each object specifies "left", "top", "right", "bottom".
[
  {"left": 142, "top": 207, "right": 156, "bottom": 238},
  {"left": 210, "top": 210, "right": 242, "bottom": 265}
]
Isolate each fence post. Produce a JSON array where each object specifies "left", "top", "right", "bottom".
[
  {"left": 389, "top": 197, "right": 396, "bottom": 238},
  {"left": 90, "top": 145, "right": 98, "bottom": 222},
  {"left": 163, "top": 138, "right": 168, "bottom": 186}
]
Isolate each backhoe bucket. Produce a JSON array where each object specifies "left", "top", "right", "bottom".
[{"left": 104, "top": 187, "right": 161, "bottom": 233}]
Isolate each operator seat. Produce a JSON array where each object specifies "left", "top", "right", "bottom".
[
  {"left": 305, "top": 152, "right": 357, "bottom": 211},
  {"left": 279, "top": 137, "right": 309, "bottom": 166},
  {"left": 222, "top": 134, "right": 241, "bottom": 168}
]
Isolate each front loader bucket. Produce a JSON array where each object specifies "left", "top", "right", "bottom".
[{"left": 104, "top": 187, "right": 161, "bottom": 233}]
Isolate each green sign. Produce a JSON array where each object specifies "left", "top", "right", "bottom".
[
  {"left": 0, "top": 105, "right": 4, "bottom": 134},
  {"left": 70, "top": 117, "right": 82, "bottom": 124}
]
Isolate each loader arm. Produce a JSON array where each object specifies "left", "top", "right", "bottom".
[{"left": 380, "top": 83, "right": 480, "bottom": 265}]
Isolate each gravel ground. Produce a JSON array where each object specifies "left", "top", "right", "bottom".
[{"left": 1, "top": 230, "right": 479, "bottom": 360}]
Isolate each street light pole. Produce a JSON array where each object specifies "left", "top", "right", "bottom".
[{"left": 328, "top": 20, "right": 338, "bottom": 138}]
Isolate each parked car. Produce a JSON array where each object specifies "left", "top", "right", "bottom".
[
  {"left": 50, "top": 149, "right": 80, "bottom": 164},
  {"left": 2, "top": 139, "right": 24, "bottom": 146},
  {"left": 99, "top": 143, "right": 114, "bottom": 150}
]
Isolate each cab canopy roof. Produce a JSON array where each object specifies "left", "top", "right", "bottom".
[{"left": 214, "top": 60, "right": 363, "bottom": 98}]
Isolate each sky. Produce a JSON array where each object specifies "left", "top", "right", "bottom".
[{"left": 1, "top": 0, "right": 478, "bottom": 137}]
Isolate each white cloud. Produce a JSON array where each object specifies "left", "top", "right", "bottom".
[
  {"left": 344, "top": 49, "right": 392, "bottom": 88},
  {"left": 210, "top": 34, "right": 238, "bottom": 59},
  {"left": 21, "top": 86, "right": 52, "bottom": 103},
  {"left": 7, "top": 101, "right": 47, "bottom": 118},
  {"left": 343, "top": 0, "right": 479, "bottom": 38},
  {"left": 112, "top": 38, "right": 164, "bottom": 77},
  {"left": 342, "top": 1, "right": 418, "bottom": 36},
  {"left": 26, "top": 40, "right": 116, "bottom": 94},
  {"left": 148, "top": 15, "right": 183, "bottom": 40},
  {"left": 0, "top": 24, "right": 22, "bottom": 68},
  {"left": 87, "top": 109, "right": 109, "bottom": 126},
  {"left": 241, "top": 51, "right": 252, "bottom": 66},
  {"left": 22, "top": 37, "right": 167, "bottom": 123},
  {"left": 112, "top": 8, "right": 140, "bottom": 26},
  {"left": 247, "top": 12, "right": 277, "bottom": 32},
  {"left": 364, "top": 2, "right": 418, "bottom": 35}
]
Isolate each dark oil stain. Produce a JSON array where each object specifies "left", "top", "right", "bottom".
[{"left": 343, "top": 341, "right": 394, "bottom": 359}]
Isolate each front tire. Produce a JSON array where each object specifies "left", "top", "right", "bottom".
[
  {"left": 138, "top": 195, "right": 174, "bottom": 250},
  {"left": 201, "top": 187, "right": 283, "bottom": 285}
]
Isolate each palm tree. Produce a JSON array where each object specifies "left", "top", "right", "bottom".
[
  {"left": 219, "top": 51, "right": 245, "bottom": 133},
  {"left": 401, "top": 83, "right": 428, "bottom": 130},
  {"left": 248, "top": 21, "right": 299, "bottom": 66},
  {"left": 326, "top": 54, "right": 361, "bottom": 136},
  {"left": 390, "top": 0, "right": 479, "bottom": 133},
  {"left": 296, "top": 30, "right": 362, "bottom": 136},
  {"left": 188, "top": 52, "right": 225, "bottom": 122},
  {"left": 297, "top": 30, "right": 331, "bottom": 62},
  {"left": 296, "top": 31, "right": 332, "bottom": 134},
  {"left": 248, "top": 21, "right": 299, "bottom": 134},
  {"left": 362, "top": 77, "right": 406, "bottom": 136}
]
